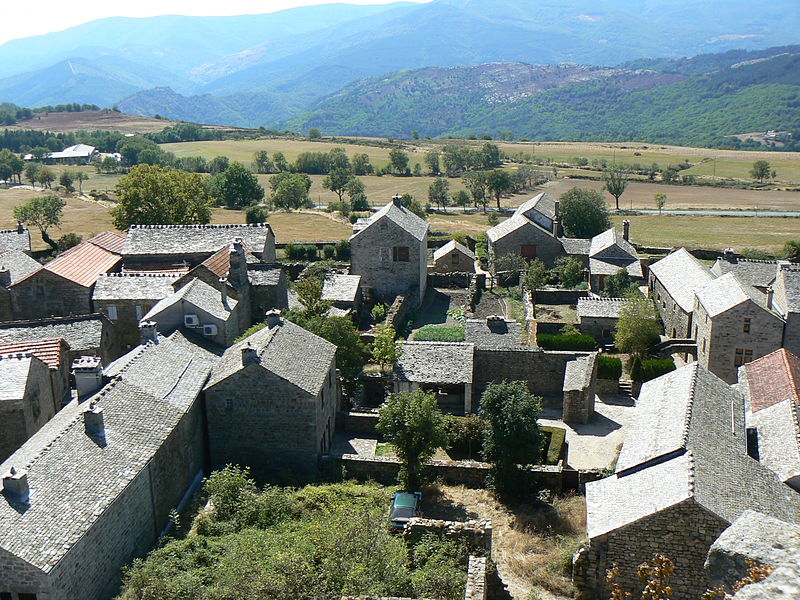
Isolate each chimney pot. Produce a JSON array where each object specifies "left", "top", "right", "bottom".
[
  {"left": 552, "top": 218, "right": 560, "bottom": 238},
  {"left": 0, "top": 267, "right": 10, "bottom": 287},
  {"left": 72, "top": 356, "right": 104, "bottom": 399},
  {"left": 84, "top": 402, "right": 105, "bottom": 437},
  {"left": 554, "top": 200, "right": 560, "bottom": 218},
  {"left": 219, "top": 277, "right": 228, "bottom": 304},
  {"left": 724, "top": 248, "right": 736, "bottom": 262},
  {"left": 392, "top": 194, "right": 402, "bottom": 208},
  {"left": 17, "top": 221, "right": 24, "bottom": 234},
  {"left": 622, "top": 220, "right": 631, "bottom": 242},
  {"left": 139, "top": 320, "right": 158, "bottom": 345},
  {"left": 2, "top": 467, "right": 30, "bottom": 503},
  {"left": 241, "top": 343, "right": 258, "bottom": 366},
  {"left": 766, "top": 286, "right": 774, "bottom": 308},
  {"left": 266, "top": 309, "right": 282, "bottom": 327}
]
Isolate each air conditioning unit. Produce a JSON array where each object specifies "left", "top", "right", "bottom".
[
  {"left": 202, "top": 324, "right": 218, "bottom": 336},
  {"left": 184, "top": 314, "right": 199, "bottom": 328}
]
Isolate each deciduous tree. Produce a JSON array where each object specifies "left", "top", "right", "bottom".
[
  {"left": 270, "top": 173, "right": 312, "bottom": 211},
  {"left": 323, "top": 167, "right": 353, "bottom": 204},
  {"left": 614, "top": 295, "right": 661, "bottom": 357},
  {"left": 559, "top": 187, "right": 612, "bottom": 238},
  {"left": 389, "top": 149, "right": 409, "bottom": 175},
  {"left": 654, "top": 192, "right": 666, "bottom": 215},
  {"left": 750, "top": 160, "right": 771, "bottom": 183},
  {"left": 428, "top": 177, "right": 450, "bottom": 211},
  {"left": 523, "top": 258, "right": 548, "bottom": 318},
  {"left": 604, "top": 168, "right": 628, "bottom": 210},
  {"left": 486, "top": 169, "right": 512, "bottom": 209},
  {"left": 372, "top": 323, "right": 400, "bottom": 374},
  {"left": 13, "top": 194, "right": 66, "bottom": 251}
]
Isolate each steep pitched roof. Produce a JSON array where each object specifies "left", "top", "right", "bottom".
[
  {"left": 560, "top": 238, "right": 591, "bottom": 256},
  {"left": 649, "top": 248, "right": 716, "bottom": 312},
  {"left": 0, "top": 338, "right": 69, "bottom": 369},
  {"left": 577, "top": 297, "right": 627, "bottom": 319},
  {"left": 0, "top": 250, "right": 41, "bottom": 285},
  {"left": 0, "top": 227, "right": 31, "bottom": 253},
  {"left": 0, "top": 314, "right": 107, "bottom": 353},
  {"left": 93, "top": 273, "right": 179, "bottom": 301},
  {"left": 123, "top": 223, "right": 273, "bottom": 257},
  {"left": 695, "top": 273, "right": 766, "bottom": 317},
  {"left": 589, "top": 228, "right": 637, "bottom": 259},
  {"left": 0, "top": 353, "right": 37, "bottom": 401},
  {"left": 711, "top": 257, "right": 777, "bottom": 289},
  {"left": 395, "top": 342, "right": 474, "bottom": 384},
  {"left": 351, "top": 201, "right": 429, "bottom": 242},
  {"left": 486, "top": 213, "right": 552, "bottom": 243},
  {"left": 322, "top": 274, "right": 362, "bottom": 304},
  {"left": 514, "top": 192, "right": 557, "bottom": 223},
  {"left": 0, "top": 334, "right": 215, "bottom": 572},
  {"left": 434, "top": 240, "right": 475, "bottom": 262},
  {"left": 205, "top": 317, "right": 336, "bottom": 396},
  {"left": 745, "top": 348, "right": 800, "bottom": 414},
  {"left": 143, "top": 278, "right": 237, "bottom": 323},
  {"left": 773, "top": 264, "right": 800, "bottom": 314}
]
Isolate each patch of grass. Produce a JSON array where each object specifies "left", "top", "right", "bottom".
[
  {"left": 413, "top": 324, "right": 465, "bottom": 342},
  {"left": 540, "top": 426, "right": 566, "bottom": 465},
  {"left": 537, "top": 333, "right": 597, "bottom": 351}
]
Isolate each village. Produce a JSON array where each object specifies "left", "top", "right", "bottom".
[{"left": 0, "top": 154, "right": 798, "bottom": 600}]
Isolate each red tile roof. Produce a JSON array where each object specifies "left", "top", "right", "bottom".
[
  {"left": 201, "top": 245, "right": 232, "bottom": 279},
  {"left": 745, "top": 348, "right": 800, "bottom": 413},
  {"left": 0, "top": 338, "right": 70, "bottom": 368},
  {"left": 88, "top": 231, "right": 125, "bottom": 254}
]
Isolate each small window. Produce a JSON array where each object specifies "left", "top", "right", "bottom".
[
  {"left": 602, "top": 329, "right": 612, "bottom": 338},
  {"left": 734, "top": 348, "right": 753, "bottom": 367},
  {"left": 392, "top": 246, "right": 409, "bottom": 262},
  {"left": 380, "top": 221, "right": 388, "bottom": 232},
  {"left": 379, "top": 247, "right": 390, "bottom": 263},
  {"left": 743, "top": 317, "right": 751, "bottom": 333},
  {"left": 702, "top": 338, "right": 706, "bottom": 353},
  {"left": 451, "top": 253, "right": 460, "bottom": 264},
  {"left": 225, "top": 398, "right": 233, "bottom": 411},
  {"left": 694, "top": 325, "right": 698, "bottom": 338},
  {"left": 18, "top": 594, "right": 38, "bottom": 600},
  {"left": 746, "top": 428, "right": 760, "bottom": 461},
  {"left": 107, "top": 305, "right": 118, "bottom": 320},
  {"left": 0, "top": 592, "right": 12, "bottom": 600}
]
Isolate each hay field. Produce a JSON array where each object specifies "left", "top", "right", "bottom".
[{"left": 9, "top": 110, "right": 173, "bottom": 134}]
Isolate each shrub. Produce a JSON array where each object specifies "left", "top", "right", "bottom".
[
  {"left": 446, "top": 414, "right": 484, "bottom": 459},
  {"left": 371, "top": 303, "right": 387, "bottom": 323},
  {"left": 322, "top": 244, "right": 335, "bottom": 259},
  {"left": 597, "top": 355, "right": 622, "bottom": 380},
  {"left": 284, "top": 242, "right": 297, "bottom": 260},
  {"left": 56, "top": 232, "right": 82, "bottom": 252},
  {"left": 245, "top": 204, "right": 269, "bottom": 223},
  {"left": 302, "top": 244, "right": 318, "bottom": 260},
  {"left": 335, "top": 239, "right": 351, "bottom": 260},
  {"left": 537, "top": 333, "right": 596, "bottom": 351},
  {"left": 630, "top": 357, "right": 676, "bottom": 382},
  {"left": 413, "top": 325, "right": 465, "bottom": 342}
]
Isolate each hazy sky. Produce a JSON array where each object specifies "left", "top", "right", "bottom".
[{"left": 0, "top": 0, "right": 431, "bottom": 45}]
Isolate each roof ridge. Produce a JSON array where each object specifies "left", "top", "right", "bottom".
[
  {"left": 0, "top": 352, "right": 35, "bottom": 360},
  {"left": 108, "top": 342, "right": 153, "bottom": 379},
  {"left": 0, "top": 313, "right": 103, "bottom": 327},
  {"left": 99, "top": 272, "right": 177, "bottom": 279},
  {"left": 680, "top": 363, "right": 700, "bottom": 448},
  {"left": 685, "top": 449, "right": 696, "bottom": 497},
  {"left": 0, "top": 228, "right": 26, "bottom": 234},
  {"left": 129, "top": 223, "right": 268, "bottom": 230}
]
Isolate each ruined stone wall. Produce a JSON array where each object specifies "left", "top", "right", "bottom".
[
  {"left": 562, "top": 353, "right": 597, "bottom": 424},
  {"left": 578, "top": 316, "right": 618, "bottom": 343},
  {"left": 404, "top": 518, "right": 493, "bottom": 554}
]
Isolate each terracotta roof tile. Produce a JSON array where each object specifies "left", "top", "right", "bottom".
[
  {"left": 21, "top": 232, "right": 125, "bottom": 288},
  {"left": 0, "top": 338, "right": 69, "bottom": 369},
  {"left": 745, "top": 348, "right": 800, "bottom": 413}
]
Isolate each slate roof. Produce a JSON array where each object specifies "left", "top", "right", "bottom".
[
  {"left": 464, "top": 317, "right": 524, "bottom": 349},
  {"left": 433, "top": 240, "right": 475, "bottom": 262},
  {"left": 205, "top": 317, "right": 336, "bottom": 396},
  {"left": 560, "top": 238, "right": 590, "bottom": 256},
  {"left": 711, "top": 257, "right": 777, "bottom": 289},
  {"left": 0, "top": 338, "right": 69, "bottom": 369},
  {"left": 0, "top": 314, "right": 106, "bottom": 354},
  {"left": 0, "top": 333, "right": 215, "bottom": 572},
  {"left": 0, "top": 227, "right": 31, "bottom": 252},
  {"left": 589, "top": 228, "right": 637, "bottom": 259},
  {"left": 123, "top": 223, "right": 273, "bottom": 257},
  {"left": 589, "top": 257, "right": 643, "bottom": 278},
  {"left": 577, "top": 298, "right": 626, "bottom": 319},
  {"left": 143, "top": 278, "right": 237, "bottom": 323},
  {"left": 514, "top": 192, "right": 557, "bottom": 222},
  {"left": 93, "top": 273, "right": 179, "bottom": 301},
  {"left": 649, "top": 248, "right": 716, "bottom": 312},
  {"left": 486, "top": 213, "right": 534, "bottom": 243},
  {"left": 0, "top": 250, "right": 41, "bottom": 285},
  {"left": 248, "top": 264, "right": 284, "bottom": 287},
  {"left": 322, "top": 274, "right": 362, "bottom": 303},
  {"left": 395, "top": 342, "right": 474, "bottom": 384},
  {"left": 773, "top": 264, "right": 800, "bottom": 314},
  {"left": 695, "top": 273, "right": 765, "bottom": 317},
  {"left": 351, "top": 200, "right": 429, "bottom": 242},
  {"left": 0, "top": 353, "right": 36, "bottom": 400}
]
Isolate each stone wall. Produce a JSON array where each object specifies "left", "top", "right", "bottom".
[
  {"left": 404, "top": 518, "right": 493, "bottom": 554},
  {"left": 562, "top": 353, "right": 597, "bottom": 424},
  {"left": 11, "top": 269, "right": 95, "bottom": 321},
  {"left": 386, "top": 294, "right": 413, "bottom": 330},
  {"left": 0, "top": 356, "right": 55, "bottom": 462},
  {"left": 578, "top": 316, "right": 618, "bottom": 343},
  {"left": 535, "top": 321, "right": 569, "bottom": 335},
  {"left": 650, "top": 274, "right": 692, "bottom": 339},
  {"left": 337, "top": 411, "right": 379, "bottom": 435},
  {"left": 94, "top": 298, "right": 159, "bottom": 350},
  {"left": 596, "top": 378, "right": 619, "bottom": 395},
  {"left": 537, "top": 289, "right": 589, "bottom": 305},
  {"left": 465, "top": 555, "right": 488, "bottom": 600},
  {"left": 489, "top": 221, "right": 564, "bottom": 267},
  {"left": 783, "top": 312, "right": 800, "bottom": 358},
  {"left": 429, "top": 272, "right": 473, "bottom": 288}
]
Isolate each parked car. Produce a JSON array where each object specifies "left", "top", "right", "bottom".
[{"left": 389, "top": 490, "right": 422, "bottom": 530}]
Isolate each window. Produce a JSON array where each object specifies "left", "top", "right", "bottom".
[
  {"left": 451, "top": 253, "right": 460, "bottom": 265},
  {"left": 743, "top": 317, "right": 751, "bottom": 333},
  {"left": 18, "top": 594, "right": 38, "bottom": 600},
  {"left": 602, "top": 329, "right": 612, "bottom": 338},
  {"left": 225, "top": 398, "right": 233, "bottom": 411},
  {"left": 0, "top": 592, "right": 11, "bottom": 600},
  {"left": 746, "top": 428, "right": 760, "bottom": 461},
  {"left": 379, "top": 247, "right": 390, "bottom": 263},
  {"left": 734, "top": 348, "right": 753, "bottom": 367},
  {"left": 521, "top": 245, "right": 537, "bottom": 260},
  {"left": 694, "top": 325, "right": 698, "bottom": 339},
  {"left": 107, "top": 305, "right": 118, "bottom": 320},
  {"left": 380, "top": 221, "right": 388, "bottom": 232},
  {"left": 392, "top": 246, "right": 409, "bottom": 262},
  {"left": 702, "top": 338, "right": 706, "bottom": 353}
]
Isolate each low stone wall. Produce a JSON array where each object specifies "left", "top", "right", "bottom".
[
  {"left": 337, "top": 411, "right": 379, "bottom": 435},
  {"left": 465, "top": 555, "right": 488, "bottom": 600},
  {"left": 386, "top": 294, "right": 413, "bottom": 329},
  {"left": 429, "top": 272, "right": 472, "bottom": 288},
  {"left": 405, "top": 518, "right": 493, "bottom": 554},
  {"left": 473, "top": 348, "right": 592, "bottom": 397},
  {"left": 596, "top": 378, "right": 619, "bottom": 395},
  {"left": 468, "top": 274, "right": 485, "bottom": 313},
  {"left": 537, "top": 289, "right": 589, "bottom": 305},
  {"left": 562, "top": 354, "right": 598, "bottom": 424}
]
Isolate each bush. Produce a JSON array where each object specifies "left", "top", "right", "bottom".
[
  {"left": 536, "top": 333, "right": 596, "bottom": 351},
  {"left": 302, "top": 244, "right": 318, "bottom": 260},
  {"left": 413, "top": 325, "right": 465, "bottom": 342},
  {"left": 446, "top": 414, "right": 484, "bottom": 459},
  {"left": 284, "top": 242, "right": 296, "bottom": 260},
  {"left": 371, "top": 303, "right": 387, "bottom": 323},
  {"left": 322, "top": 244, "right": 335, "bottom": 259},
  {"left": 56, "top": 232, "right": 82, "bottom": 252},
  {"left": 630, "top": 357, "right": 676, "bottom": 382},
  {"left": 597, "top": 355, "right": 622, "bottom": 380},
  {"left": 540, "top": 426, "right": 566, "bottom": 465},
  {"left": 245, "top": 204, "right": 269, "bottom": 223},
  {"left": 335, "top": 239, "right": 351, "bottom": 260}
]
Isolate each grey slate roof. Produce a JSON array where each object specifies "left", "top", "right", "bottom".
[
  {"left": 395, "top": 342, "right": 474, "bottom": 384},
  {"left": 123, "top": 223, "right": 273, "bottom": 257},
  {"left": 143, "top": 278, "right": 238, "bottom": 323},
  {"left": 695, "top": 273, "right": 765, "bottom": 317},
  {"left": 589, "top": 228, "right": 637, "bottom": 259},
  {"left": 0, "top": 249, "right": 41, "bottom": 285},
  {"left": 322, "top": 274, "right": 362, "bottom": 303},
  {"left": 464, "top": 318, "right": 523, "bottom": 349},
  {"left": 774, "top": 264, "right": 800, "bottom": 314},
  {"left": 0, "top": 314, "right": 107, "bottom": 353},
  {"left": 433, "top": 240, "right": 475, "bottom": 262},
  {"left": 649, "top": 248, "right": 716, "bottom": 312},
  {"left": 514, "top": 192, "right": 557, "bottom": 225},
  {"left": 0, "top": 227, "right": 31, "bottom": 252},
  {"left": 0, "top": 334, "right": 215, "bottom": 572},
  {"left": 560, "top": 238, "right": 590, "bottom": 256},
  {"left": 589, "top": 257, "right": 643, "bottom": 278},
  {"left": 577, "top": 298, "right": 627, "bottom": 319},
  {"left": 0, "top": 353, "right": 35, "bottom": 400},
  {"left": 486, "top": 213, "right": 535, "bottom": 243},
  {"left": 248, "top": 264, "right": 284, "bottom": 287},
  {"left": 92, "top": 273, "right": 179, "bottom": 301},
  {"left": 205, "top": 317, "right": 336, "bottom": 396},
  {"left": 711, "top": 257, "right": 777, "bottom": 289},
  {"left": 352, "top": 201, "right": 429, "bottom": 242}
]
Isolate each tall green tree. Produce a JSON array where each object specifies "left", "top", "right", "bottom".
[
  {"left": 453, "top": 189, "right": 471, "bottom": 210},
  {"left": 428, "top": 177, "right": 450, "bottom": 211},
  {"left": 323, "top": 167, "right": 353, "bottom": 204},
  {"left": 272, "top": 152, "right": 289, "bottom": 172},
  {"left": 352, "top": 153, "right": 374, "bottom": 176},
  {"left": 270, "top": 173, "right": 312, "bottom": 211},
  {"left": 377, "top": 390, "right": 448, "bottom": 490},
  {"left": 559, "top": 187, "right": 612, "bottom": 238},
  {"left": 480, "top": 381, "right": 544, "bottom": 498},
  {"left": 209, "top": 155, "right": 230, "bottom": 175},
  {"left": 112, "top": 164, "right": 212, "bottom": 229},
  {"left": 614, "top": 295, "right": 662, "bottom": 357},
  {"left": 603, "top": 168, "right": 628, "bottom": 210},
  {"left": 389, "top": 149, "right": 409, "bottom": 174},
  {"left": 603, "top": 268, "right": 637, "bottom": 298},
  {"left": 213, "top": 162, "right": 265, "bottom": 209},
  {"left": 252, "top": 150, "right": 274, "bottom": 174},
  {"left": 75, "top": 171, "right": 88, "bottom": 194},
  {"left": 654, "top": 192, "right": 666, "bottom": 215},
  {"left": 486, "top": 169, "right": 512, "bottom": 209},
  {"left": 551, "top": 256, "right": 583, "bottom": 289},
  {"left": 523, "top": 258, "right": 548, "bottom": 318},
  {"left": 424, "top": 150, "right": 440, "bottom": 175},
  {"left": 480, "top": 143, "right": 502, "bottom": 169},
  {"left": 59, "top": 170, "right": 75, "bottom": 193},
  {"left": 24, "top": 163, "right": 41, "bottom": 188},
  {"left": 462, "top": 171, "right": 488, "bottom": 212},
  {"left": 750, "top": 160, "right": 771, "bottom": 183},
  {"left": 13, "top": 194, "right": 66, "bottom": 251},
  {"left": 372, "top": 323, "right": 400, "bottom": 374},
  {"left": 36, "top": 167, "right": 55, "bottom": 190}
]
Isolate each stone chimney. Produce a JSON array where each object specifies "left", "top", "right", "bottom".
[
  {"left": 83, "top": 401, "right": 105, "bottom": 437},
  {"left": 16, "top": 221, "right": 24, "bottom": 234},
  {"left": 392, "top": 194, "right": 402, "bottom": 208},
  {"left": 72, "top": 356, "right": 103, "bottom": 399},
  {"left": 2, "top": 467, "right": 29, "bottom": 503},
  {"left": 552, "top": 218, "right": 560, "bottom": 238},
  {"left": 241, "top": 343, "right": 258, "bottom": 366},
  {"left": 723, "top": 248, "right": 736, "bottom": 262},
  {"left": 0, "top": 267, "right": 10, "bottom": 287},
  {"left": 622, "top": 219, "right": 631, "bottom": 242},
  {"left": 766, "top": 286, "right": 774, "bottom": 309},
  {"left": 228, "top": 238, "right": 248, "bottom": 288},
  {"left": 266, "top": 309, "right": 282, "bottom": 327},
  {"left": 219, "top": 278, "right": 229, "bottom": 305},
  {"left": 554, "top": 200, "right": 560, "bottom": 218},
  {"left": 139, "top": 320, "right": 158, "bottom": 345}
]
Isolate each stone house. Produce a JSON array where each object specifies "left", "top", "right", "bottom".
[
  {"left": 0, "top": 338, "right": 71, "bottom": 410},
  {"left": 92, "top": 273, "right": 179, "bottom": 349},
  {"left": 432, "top": 240, "right": 475, "bottom": 274},
  {"left": 576, "top": 297, "right": 626, "bottom": 344},
  {"left": 465, "top": 316, "right": 524, "bottom": 349},
  {"left": 693, "top": 273, "right": 784, "bottom": 384},
  {"left": 738, "top": 348, "right": 800, "bottom": 491},
  {"left": 203, "top": 310, "right": 338, "bottom": 480},
  {"left": 0, "top": 329, "right": 217, "bottom": 600},
  {"left": 0, "top": 224, "right": 32, "bottom": 254},
  {"left": 0, "top": 313, "right": 119, "bottom": 365},
  {"left": 350, "top": 197, "right": 429, "bottom": 303},
  {"left": 142, "top": 277, "right": 242, "bottom": 348},
  {"left": 581, "top": 363, "right": 800, "bottom": 600},
  {"left": 711, "top": 251, "right": 777, "bottom": 293},
  {"left": 770, "top": 263, "right": 800, "bottom": 356},
  {"left": 587, "top": 224, "right": 642, "bottom": 293},
  {"left": 322, "top": 273, "right": 362, "bottom": 316},
  {"left": 394, "top": 341, "right": 475, "bottom": 414},
  {"left": 248, "top": 264, "right": 289, "bottom": 316},
  {"left": 0, "top": 249, "right": 42, "bottom": 321},
  {"left": 10, "top": 232, "right": 124, "bottom": 321},
  {"left": 0, "top": 353, "right": 56, "bottom": 462},
  {"left": 648, "top": 247, "right": 716, "bottom": 339}
]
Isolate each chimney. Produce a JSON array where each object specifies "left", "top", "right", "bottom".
[
  {"left": 724, "top": 248, "right": 736, "bottom": 262},
  {"left": 83, "top": 401, "right": 105, "bottom": 437},
  {"left": 241, "top": 343, "right": 258, "bottom": 366},
  {"left": 139, "top": 320, "right": 158, "bottom": 345},
  {"left": 766, "top": 286, "right": 774, "bottom": 309},
  {"left": 392, "top": 194, "right": 402, "bottom": 208},
  {"left": 622, "top": 220, "right": 630, "bottom": 242},
  {"left": 554, "top": 200, "right": 560, "bottom": 218},
  {"left": 0, "top": 267, "right": 10, "bottom": 287},
  {"left": 16, "top": 221, "right": 24, "bottom": 234},
  {"left": 219, "top": 278, "right": 229, "bottom": 305},
  {"left": 2, "top": 467, "right": 29, "bottom": 503},
  {"left": 72, "top": 356, "right": 103, "bottom": 399},
  {"left": 552, "top": 218, "right": 560, "bottom": 238},
  {"left": 266, "top": 309, "right": 282, "bottom": 327},
  {"left": 228, "top": 238, "right": 248, "bottom": 288}
]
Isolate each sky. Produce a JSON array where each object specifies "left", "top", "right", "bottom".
[{"left": 0, "top": 0, "right": 430, "bottom": 46}]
